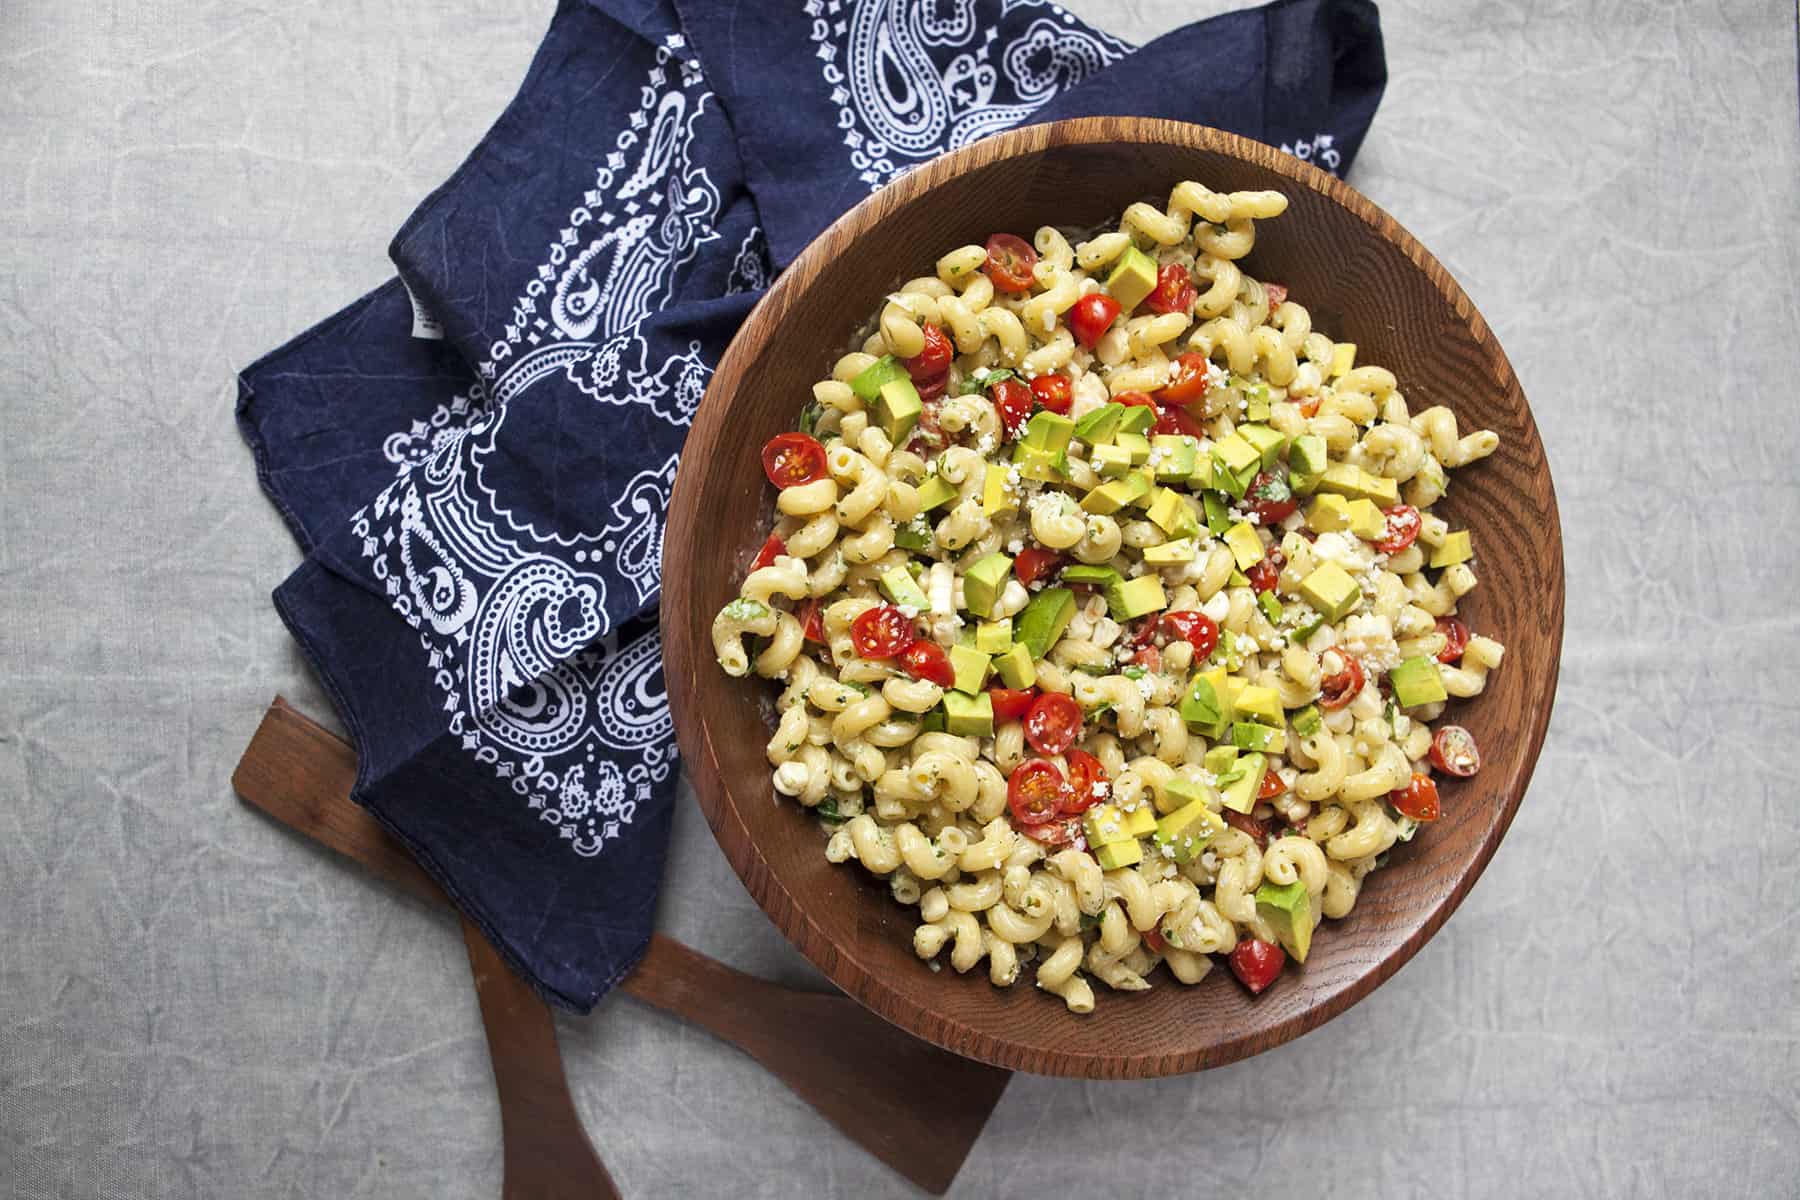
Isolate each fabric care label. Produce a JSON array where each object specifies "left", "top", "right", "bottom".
[{"left": 401, "top": 278, "right": 445, "bottom": 340}]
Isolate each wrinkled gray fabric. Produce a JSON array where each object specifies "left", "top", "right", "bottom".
[{"left": 2, "top": 1, "right": 1795, "bottom": 1197}]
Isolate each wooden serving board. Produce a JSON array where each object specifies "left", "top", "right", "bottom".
[{"left": 234, "top": 698, "right": 1011, "bottom": 1196}]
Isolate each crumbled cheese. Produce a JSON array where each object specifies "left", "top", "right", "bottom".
[
  {"left": 1339, "top": 612, "right": 1401, "bottom": 671},
  {"left": 1007, "top": 538, "right": 1024, "bottom": 554},
  {"left": 1136, "top": 676, "right": 1155, "bottom": 700},
  {"left": 1312, "top": 531, "right": 1375, "bottom": 572}
]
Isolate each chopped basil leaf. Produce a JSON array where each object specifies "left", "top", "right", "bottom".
[
  {"left": 1122, "top": 665, "right": 1147, "bottom": 680},
  {"left": 798, "top": 402, "right": 822, "bottom": 436}
]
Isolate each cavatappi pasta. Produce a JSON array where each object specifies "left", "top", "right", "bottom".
[{"left": 713, "top": 179, "right": 1503, "bottom": 1011}]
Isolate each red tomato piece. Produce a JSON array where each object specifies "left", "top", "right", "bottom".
[
  {"left": 1013, "top": 547, "right": 1062, "bottom": 586},
  {"left": 1429, "top": 725, "right": 1481, "bottom": 777},
  {"left": 1023, "top": 816, "right": 1084, "bottom": 848},
  {"left": 914, "top": 371, "right": 949, "bottom": 403},
  {"left": 1222, "top": 809, "right": 1269, "bottom": 848},
  {"left": 1246, "top": 470, "right": 1298, "bottom": 525},
  {"left": 750, "top": 532, "right": 786, "bottom": 571},
  {"left": 1024, "top": 692, "right": 1082, "bottom": 756},
  {"left": 1115, "top": 390, "right": 1156, "bottom": 412},
  {"left": 1007, "top": 759, "right": 1068, "bottom": 826},
  {"left": 899, "top": 640, "right": 955, "bottom": 688},
  {"left": 1030, "top": 373, "right": 1073, "bottom": 414},
  {"left": 1132, "top": 644, "right": 1162, "bottom": 672},
  {"left": 991, "top": 377, "right": 1033, "bottom": 438},
  {"left": 1374, "top": 504, "right": 1422, "bottom": 554},
  {"left": 798, "top": 598, "right": 825, "bottom": 644},
  {"left": 1390, "top": 773, "right": 1441, "bottom": 821},
  {"left": 761, "top": 432, "right": 828, "bottom": 489},
  {"left": 1297, "top": 395, "right": 1321, "bottom": 419},
  {"left": 1258, "top": 769, "right": 1286, "bottom": 801},
  {"left": 1156, "top": 611, "right": 1219, "bottom": 660},
  {"left": 1229, "top": 938, "right": 1286, "bottom": 995},
  {"left": 1144, "top": 263, "right": 1197, "bottom": 316},
  {"left": 983, "top": 233, "right": 1038, "bottom": 294},
  {"left": 1246, "top": 553, "right": 1282, "bottom": 595},
  {"left": 849, "top": 604, "right": 914, "bottom": 660},
  {"left": 1140, "top": 926, "right": 1169, "bottom": 954},
  {"left": 1067, "top": 293, "right": 1121, "bottom": 349},
  {"left": 1318, "top": 655, "right": 1366, "bottom": 710},
  {"left": 1153, "top": 403, "right": 1208, "bottom": 438},
  {"left": 904, "top": 322, "right": 953, "bottom": 381},
  {"left": 988, "top": 687, "right": 1038, "bottom": 725},
  {"left": 1263, "top": 282, "right": 1288, "bottom": 309},
  {"left": 1062, "top": 749, "right": 1109, "bottom": 815},
  {"left": 1156, "top": 352, "right": 1216, "bottom": 407},
  {"left": 1435, "top": 616, "right": 1471, "bottom": 663}
]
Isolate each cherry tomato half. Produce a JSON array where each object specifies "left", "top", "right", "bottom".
[
  {"left": 750, "top": 532, "right": 786, "bottom": 572},
  {"left": 1063, "top": 749, "right": 1109, "bottom": 815},
  {"left": 1144, "top": 263, "right": 1197, "bottom": 316},
  {"left": 992, "top": 377, "right": 1033, "bottom": 438},
  {"left": 1258, "top": 769, "right": 1287, "bottom": 801},
  {"left": 1023, "top": 816, "right": 1084, "bottom": 848},
  {"left": 1140, "top": 926, "right": 1170, "bottom": 954},
  {"left": 1246, "top": 547, "right": 1285, "bottom": 595},
  {"left": 1030, "top": 373, "right": 1073, "bottom": 414},
  {"left": 1435, "top": 615, "right": 1471, "bottom": 664},
  {"left": 1390, "top": 772, "right": 1441, "bottom": 821},
  {"left": 1374, "top": 504, "right": 1421, "bottom": 554},
  {"left": 1024, "top": 692, "right": 1082, "bottom": 756},
  {"left": 1319, "top": 655, "right": 1366, "bottom": 710},
  {"left": 1297, "top": 395, "right": 1321, "bottom": 419},
  {"left": 1157, "top": 611, "right": 1220, "bottom": 660},
  {"left": 1263, "top": 282, "right": 1288, "bottom": 309},
  {"left": 798, "top": 598, "right": 825, "bottom": 644},
  {"left": 988, "top": 687, "right": 1038, "bottom": 725},
  {"left": 1007, "top": 759, "right": 1068, "bottom": 826},
  {"left": 983, "top": 233, "right": 1038, "bottom": 294},
  {"left": 1229, "top": 938, "right": 1286, "bottom": 995},
  {"left": 1222, "top": 808, "right": 1270, "bottom": 848},
  {"left": 849, "top": 604, "right": 914, "bottom": 660},
  {"left": 1156, "top": 351, "right": 1216, "bottom": 406},
  {"left": 914, "top": 371, "right": 949, "bottom": 403},
  {"left": 1429, "top": 725, "right": 1481, "bottom": 777},
  {"left": 1132, "top": 644, "right": 1162, "bottom": 673},
  {"left": 761, "top": 432, "right": 828, "bottom": 489},
  {"left": 1246, "top": 470, "right": 1298, "bottom": 525},
  {"left": 904, "top": 322, "right": 953, "bottom": 381},
  {"left": 1068, "top": 293, "right": 1122, "bottom": 349},
  {"left": 899, "top": 640, "right": 955, "bottom": 688},
  {"left": 1154, "top": 402, "right": 1208, "bottom": 438},
  {"left": 1013, "top": 547, "right": 1063, "bottom": 587}
]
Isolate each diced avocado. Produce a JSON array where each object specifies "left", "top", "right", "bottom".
[
  {"left": 975, "top": 619, "right": 1013, "bottom": 655},
  {"left": 893, "top": 517, "right": 933, "bottom": 551},
  {"left": 1073, "top": 402, "right": 1126, "bottom": 445},
  {"left": 1307, "top": 493, "right": 1353, "bottom": 533},
  {"left": 942, "top": 690, "right": 993, "bottom": 736},
  {"left": 1430, "top": 529, "right": 1473, "bottom": 568},
  {"left": 1288, "top": 432, "right": 1328, "bottom": 493},
  {"left": 1258, "top": 592, "right": 1283, "bottom": 625},
  {"left": 1290, "top": 609, "right": 1327, "bottom": 644},
  {"left": 1022, "top": 411, "right": 1076, "bottom": 455},
  {"left": 1115, "top": 402, "right": 1155, "bottom": 436},
  {"left": 1255, "top": 879, "right": 1314, "bottom": 963},
  {"left": 1127, "top": 468, "right": 1160, "bottom": 507},
  {"left": 1105, "top": 575, "right": 1167, "bottom": 621},
  {"left": 1060, "top": 564, "right": 1121, "bottom": 589},
  {"left": 1290, "top": 704, "right": 1323, "bottom": 737},
  {"left": 1187, "top": 456, "right": 1216, "bottom": 491},
  {"left": 1146, "top": 489, "right": 1200, "bottom": 538},
  {"left": 1180, "top": 668, "right": 1232, "bottom": 738},
  {"left": 1299, "top": 562, "right": 1362, "bottom": 622},
  {"left": 1233, "top": 685, "right": 1283, "bottom": 727},
  {"left": 915, "top": 474, "right": 958, "bottom": 512},
  {"left": 875, "top": 377, "right": 922, "bottom": 444},
  {"left": 1219, "top": 750, "right": 1266, "bottom": 814},
  {"left": 1238, "top": 423, "right": 1286, "bottom": 469},
  {"left": 1246, "top": 392, "right": 1272, "bottom": 423},
  {"left": 1151, "top": 435, "right": 1198, "bottom": 482},
  {"left": 1313, "top": 463, "right": 1366, "bottom": 499},
  {"left": 1010, "top": 442, "right": 1066, "bottom": 483},
  {"left": 1154, "top": 797, "right": 1225, "bottom": 863},
  {"left": 1121, "top": 805, "right": 1158, "bottom": 837},
  {"left": 1090, "top": 443, "right": 1134, "bottom": 478},
  {"left": 1080, "top": 472, "right": 1151, "bottom": 515},
  {"left": 880, "top": 566, "right": 930, "bottom": 612},
  {"left": 1142, "top": 537, "right": 1198, "bottom": 566},
  {"left": 1015, "top": 587, "right": 1076, "bottom": 659},
  {"left": 1083, "top": 803, "right": 1132, "bottom": 847},
  {"left": 1105, "top": 244, "right": 1159, "bottom": 312},
  {"left": 962, "top": 553, "right": 1014, "bottom": 619},
  {"left": 1390, "top": 654, "right": 1449, "bottom": 708},
  {"left": 1212, "top": 432, "right": 1262, "bottom": 480},
  {"left": 1095, "top": 838, "right": 1144, "bottom": 870},
  {"left": 849, "top": 354, "right": 909, "bottom": 403},
  {"left": 1202, "top": 491, "right": 1232, "bottom": 535},
  {"left": 1346, "top": 498, "right": 1385, "bottom": 540},
  {"left": 1223, "top": 521, "right": 1265, "bottom": 569},
  {"left": 992, "top": 642, "right": 1037, "bottom": 689},
  {"left": 920, "top": 707, "right": 947, "bottom": 733},
  {"left": 1203, "top": 744, "right": 1240, "bottom": 778},
  {"left": 1114, "top": 431, "right": 1151, "bottom": 465},
  {"left": 981, "top": 464, "right": 1016, "bottom": 517},
  {"left": 1159, "top": 772, "right": 1210, "bottom": 815},
  {"left": 948, "top": 644, "right": 991, "bottom": 695},
  {"left": 1360, "top": 472, "right": 1399, "bottom": 506},
  {"left": 1231, "top": 721, "right": 1287, "bottom": 755},
  {"left": 1330, "top": 342, "right": 1356, "bottom": 378}
]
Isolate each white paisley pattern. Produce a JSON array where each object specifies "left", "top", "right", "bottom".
[
  {"left": 1280, "top": 131, "right": 1345, "bottom": 175},
  {"left": 361, "top": 35, "right": 709, "bottom": 857},
  {"left": 807, "top": 0, "right": 1129, "bottom": 189}
]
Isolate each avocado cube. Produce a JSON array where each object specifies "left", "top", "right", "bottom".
[
  {"left": 1309, "top": 493, "right": 1355, "bottom": 533},
  {"left": 1238, "top": 423, "right": 1286, "bottom": 469},
  {"left": 875, "top": 377, "right": 923, "bottom": 445},
  {"left": 1121, "top": 804, "right": 1158, "bottom": 837},
  {"left": 880, "top": 566, "right": 930, "bottom": 612},
  {"left": 1105, "top": 575, "right": 1167, "bottom": 622},
  {"left": 1142, "top": 537, "right": 1198, "bottom": 566},
  {"left": 1105, "top": 245, "right": 1160, "bottom": 312},
  {"left": 1329, "top": 342, "right": 1356, "bottom": 378},
  {"left": 1154, "top": 797, "right": 1225, "bottom": 863},
  {"left": 948, "top": 644, "right": 991, "bottom": 695},
  {"left": 962, "top": 553, "right": 1013, "bottom": 618},
  {"left": 1202, "top": 491, "right": 1232, "bottom": 535},
  {"left": 1231, "top": 721, "right": 1287, "bottom": 755},
  {"left": 1212, "top": 432, "right": 1261, "bottom": 480},
  {"left": 1073, "top": 402, "right": 1126, "bottom": 445},
  {"left": 1299, "top": 562, "right": 1362, "bottom": 622},
  {"left": 1115, "top": 402, "right": 1155, "bottom": 436},
  {"left": 1203, "top": 744, "right": 1240, "bottom": 778},
  {"left": 1233, "top": 685, "right": 1283, "bottom": 728},
  {"left": 1187, "top": 456, "right": 1216, "bottom": 491},
  {"left": 1127, "top": 469, "right": 1160, "bottom": 507},
  {"left": 1430, "top": 529, "right": 1473, "bottom": 568},
  {"left": 1151, "top": 435, "right": 1198, "bottom": 482},
  {"left": 1078, "top": 478, "right": 1131, "bottom": 515},
  {"left": 1147, "top": 489, "right": 1200, "bottom": 538},
  {"left": 1312, "top": 463, "right": 1365, "bottom": 499},
  {"left": 1288, "top": 432, "right": 1328, "bottom": 493},
  {"left": 941, "top": 690, "right": 994, "bottom": 736},
  {"left": 1083, "top": 803, "right": 1132, "bottom": 847},
  {"left": 1290, "top": 704, "right": 1324, "bottom": 737},
  {"left": 1219, "top": 751, "right": 1266, "bottom": 814},
  {"left": 975, "top": 619, "right": 1013, "bottom": 655},
  {"left": 1390, "top": 655, "right": 1449, "bottom": 708},
  {"left": 915, "top": 474, "right": 958, "bottom": 512},
  {"left": 893, "top": 517, "right": 933, "bottom": 551},
  {"left": 1359, "top": 472, "right": 1399, "bottom": 507},
  {"left": 849, "top": 354, "right": 909, "bottom": 403},
  {"left": 1094, "top": 838, "right": 1143, "bottom": 870},
  {"left": 1060, "top": 564, "right": 1121, "bottom": 589},
  {"left": 1223, "top": 521, "right": 1265, "bottom": 569},
  {"left": 1022, "top": 411, "right": 1076, "bottom": 455},
  {"left": 1179, "top": 668, "right": 1232, "bottom": 738},
  {"left": 1258, "top": 592, "right": 1284, "bottom": 625},
  {"left": 1346, "top": 498, "right": 1385, "bottom": 540},
  {"left": 1255, "top": 879, "right": 1314, "bottom": 963},
  {"left": 1113, "top": 431, "right": 1152, "bottom": 466},
  {"left": 1246, "top": 392, "right": 1272, "bottom": 423},
  {"left": 982, "top": 463, "right": 1017, "bottom": 517},
  {"left": 1091, "top": 443, "right": 1134, "bottom": 478},
  {"left": 1290, "top": 609, "right": 1327, "bottom": 645},
  {"left": 1015, "top": 587, "right": 1076, "bottom": 659},
  {"left": 1010, "top": 442, "right": 1066, "bottom": 483},
  {"left": 991, "top": 642, "right": 1037, "bottom": 690}
]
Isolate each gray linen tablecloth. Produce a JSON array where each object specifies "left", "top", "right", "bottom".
[{"left": 2, "top": 1, "right": 1796, "bottom": 1196}]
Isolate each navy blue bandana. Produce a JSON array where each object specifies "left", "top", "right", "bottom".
[{"left": 237, "top": 0, "right": 1386, "bottom": 1012}]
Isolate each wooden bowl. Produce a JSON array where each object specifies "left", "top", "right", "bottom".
[{"left": 664, "top": 118, "right": 1562, "bottom": 1078}]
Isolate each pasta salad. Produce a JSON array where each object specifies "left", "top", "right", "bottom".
[{"left": 711, "top": 179, "right": 1503, "bottom": 1012}]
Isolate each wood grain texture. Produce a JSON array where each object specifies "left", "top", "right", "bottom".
[
  {"left": 232, "top": 698, "right": 1009, "bottom": 1195},
  {"left": 663, "top": 118, "right": 1564, "bottom": 1079}
]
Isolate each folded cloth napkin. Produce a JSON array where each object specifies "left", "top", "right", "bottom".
[{"left": 238, "top": 0, "right": 1387, "bottom": 1011}]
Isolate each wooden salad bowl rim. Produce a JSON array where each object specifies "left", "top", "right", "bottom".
[{"left": 664, "top": 117, "right": 1563, "bottom": 1078}]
